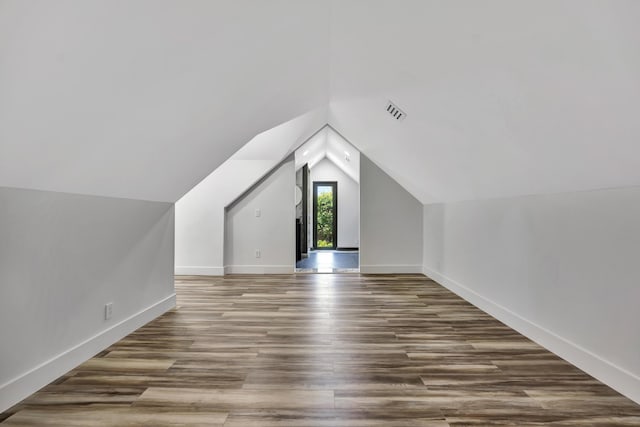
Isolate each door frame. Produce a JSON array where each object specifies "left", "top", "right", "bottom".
[
  {"left": 312, "top": 181, "right": 338, "bottom": 250},
  {"left": 302, "top": 164, "right": 308, "bottom": 253}
]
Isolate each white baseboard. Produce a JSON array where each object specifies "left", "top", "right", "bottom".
[
  {"left": 224, "top": 265, "right": 294, "bottom": 274},
  {"left": 175, "top": 266, "right": 224, "bottom": 276},
  {"left": 360, "top": 264, "right": 423, "bottom": 274},
  {"left": 0, "top": 293, "right": 176, "bottom": 413},
  {"left": 422, "top": 265, "right": 640, "bottom": 405}
]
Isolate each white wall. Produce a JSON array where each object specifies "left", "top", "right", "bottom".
[
  {"left": 225, "top": 160, "right": 295, "bottom": 274},
  {"left": 0, "top": 187, "right": 175, "bottom": 412},
  {"left": 175, "top": 159, "right": 273, "bottom": 276},
  {"left": 360, "top": 155, "right": 422, "bottom": 273},
  {"left": 175, "top": 108, "right": 326, "bottom": 275},
  {"left": 423, "top": 186, "right": 640, "bottom": 404},
  {"left": 309, "top": 157, "right": 359, "bottom": 248}
]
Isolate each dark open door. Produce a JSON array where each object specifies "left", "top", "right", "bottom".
[
  {"left": 313, "top": 181, "right": 337, "bottom": 250},
  {"left": 302, "top": 164, "right": 308, "bottom": 254}
]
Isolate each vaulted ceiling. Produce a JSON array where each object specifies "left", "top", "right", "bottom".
[
  {"left": 294, "top": 126, "right": 360, "bottom": 184},
  {"left": 329, "top": 0, "right": 640, "bottom": 203},
  {"left": 0, "top": 1, "right": 329, "bottom": 202},
  {"left": 2, "top": 1, "right": 640, "bottom": 204}
]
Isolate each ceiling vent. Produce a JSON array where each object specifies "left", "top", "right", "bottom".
[{"left": 385, "top": 101, "right": 406, "bottom": 121}]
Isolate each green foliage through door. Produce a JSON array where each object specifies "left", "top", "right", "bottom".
[{"left": 316, "top": 191, "right": 333, "bottom": 247}]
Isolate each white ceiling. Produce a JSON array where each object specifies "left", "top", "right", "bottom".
[
  {"left": 2, "top": 1, "right": 640, "bottom": 204},
  {"left": 233, "top": 107, "right": 327, "bottom": 163},
  {"left": 294, "top": 127, "right": 327, "bottom": 173},
  {"left": 295, "top": 126, "right": 360, "bottom": 183},
  {"left": 177, "top": 107, "right": 326, "bottom": 208},
  {"left": 0, "top": 1, "right": 329, "bottom": 202},
  {"left": 328, "top": 0, "right": 640, "bottom": 203}
]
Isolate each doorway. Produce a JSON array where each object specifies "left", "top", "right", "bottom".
[
  {"left": 312, "top": 181, "right": 337, "bottom": 250},
  {"left": 293, "top": 126, "right": 360, "bottom": 273}
]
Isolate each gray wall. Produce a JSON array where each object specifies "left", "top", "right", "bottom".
[
  {"left": 0, "top": 187, "right": 175, "bottom": 411},
  {"left": 224, "top": 160, "right": 295, "bottom": 273},
  {"left": 423, "top": 186, "right": 640, "bottom": 404},
  {"left": 360, "top": 155, "right": 423, "bottom": 273}
]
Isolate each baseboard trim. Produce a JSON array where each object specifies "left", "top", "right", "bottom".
[
  {"left": 422, "top": 265, "right": 640, "bottom": 405},
  {"left": 224, "top": 265, "right": 294, "bottom": 274},
  {"left": 360, "top": 265, "right": 423, "bottom": 274},
  {"left": 175, "top": 266, "right": 224, "bottom": 276},
  {"left": 0, "top": 293, "right": 176, "bottom": 413}
]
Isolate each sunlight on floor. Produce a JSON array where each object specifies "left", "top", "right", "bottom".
[
  {"left": 295, "top": 250, "right": 359, "bottom": 273},
  {"left": 316, "top": 251, "right": 334, "bottom": 273}
]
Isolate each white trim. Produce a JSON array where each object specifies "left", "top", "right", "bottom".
[
  {"left": 422, "top": 265, "right": 640, "bottom": 405},
  {"left": 224, "top": 265, "right": 294, "bottom": 274},
  {"left": 360, "top": 264, "right": 423, "bottom": 274},
  {"left": 0, "top": 294, "right": 176, "bottom": 413},
  {"left": 175, "top": 266, "right": 224, "bottom": 276}
]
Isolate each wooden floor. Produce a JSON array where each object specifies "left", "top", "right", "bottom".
[{"left": 2, "top": 274, "right": 640, "bottom": 426}]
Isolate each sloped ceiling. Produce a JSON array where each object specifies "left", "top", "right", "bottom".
[
  {"left": 233, "top": 108, "right": 328, "bottom": 164},
  {"left": 0, "top": 0, "right": 329, "bottom": 202},
  {"left": 295, "top": 126, "right": 360, "bottom": 183},
  {"left": 179, "top": 107, "right": 327, "bottom": 209},
  {"left": 2, "top": 1, "right": 640, "bottom": 204},
  {"left": 328, "top": 0, "right": 640, "bottom": 203}
]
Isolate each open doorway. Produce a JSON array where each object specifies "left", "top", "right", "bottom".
[
  {"left": 294, "top": 126, "right": 360, "bottom": 273},
  {"left": 313, "top": 181, "right": 337, "bottom": 250}
]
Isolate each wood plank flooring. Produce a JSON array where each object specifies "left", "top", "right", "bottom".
[{"left": 2, "top": 274, "right": 640, "bottom": 426}]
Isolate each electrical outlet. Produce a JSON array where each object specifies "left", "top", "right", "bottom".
[
  {"left": 105, "top": 303, "right": 113, "bottom": 320},
  {"left": 255, "top": 208, "right": 261, "bottom": 217},
  {"left": 255, "top": 249, "right": 261, "bottom": 258}
]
